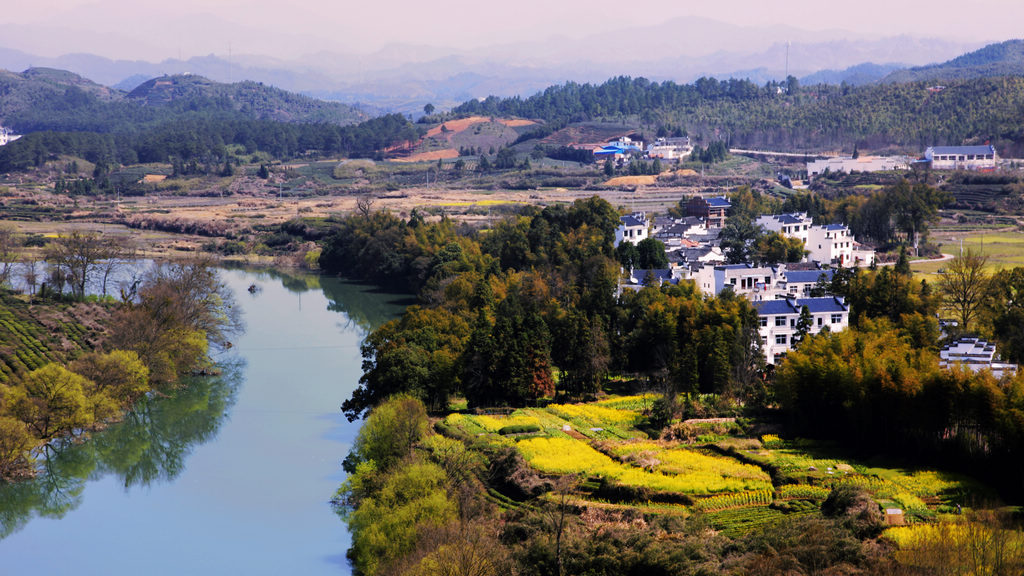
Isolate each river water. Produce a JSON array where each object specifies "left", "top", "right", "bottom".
[{"left": 0, "top": 268, "right": 406, "bottom": 575}]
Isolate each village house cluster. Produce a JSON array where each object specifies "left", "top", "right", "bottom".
[
  {"left": 615, "top": 198, "right": 863, "bottom": 364},
  {"left": 615, "top": 196, "right": 1019, "bottom": 371}
]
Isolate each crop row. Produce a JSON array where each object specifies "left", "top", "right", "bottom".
[
  {"left": 693, "top": 489, "right": 773, "bottom": 511},
  {"left": 546, "top": 403, "right": 640, "bottom": 427},
  {"left": 472, "top": 413, "right": 541, "bottom": 434},
  {"left": 592, "top": 394, "right": 659, "bottom": 411},
  {"left": 611, "top": 441, "right": 771, "bottom": 487},
  {"left": 517, "top": 437, "right": 769, "bottom": 495},
  {"left": 704, "top": 506, "right": 790, "bottom": 538},
  {"left": 776, "top": 484, "right": 831, "bottom": 501}
]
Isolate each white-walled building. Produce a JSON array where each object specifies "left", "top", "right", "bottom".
[
  {"left": 925, "top": 145, "right": 997, "bottom": 171},
  {"left": 807, "top": 224, "right": 856, "bottom": 267},
  {"left": 694, "top": 263, "right": 779, "bottom": 301},
  {"left": 940, "top": 338, "right": 1017, "bottom": 378},
  {"left": 756, "top": 212, "right": 814, "bottom": 244},
  {"left": 615, "top": 213, "right": 649, "bottom": 246},
  {"left": 806, "top": 155, "right": 908, "bottom": 179},
  {"left": 780, "top": 268, "right": 835, "bottom": 297},
  {"left": 646, "top": 137, "right": 692, "bottom": 160},
  {"left": 753, "top": 296, "right": 850, "bottom": 364}
]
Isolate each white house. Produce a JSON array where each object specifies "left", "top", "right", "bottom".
[
  {"left": 654, "top": 217, "right": 707, "bottom": 243},
  {"left": 780, "top": 268, "right": 835, "bottom": 297},
  {"left": 753, "top": 296, "right": 850, "bottom": 364},
  {"left": 925, "top": 145, "right": 997, "bottom": 171},
  {"left": 940, "top": 337, "right": 1017, "bottom": 379},
  {"left": 807, "top": 224, "right": 856, "bottom": 267},
  {"left": 615, "top": 213, "right": 649, "bottom": 246},
  {"left": 756, "top": 212, "right": 814, "bottom": 244},
  {"left": 646, "top": 137, "right": 692, "bottom": 160},
  {"left": 694, "top": 263, "right": 779, "bottom": 301}
]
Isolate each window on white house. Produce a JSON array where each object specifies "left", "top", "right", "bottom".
[
  {"left": 776, "top": 334, "right": 787, "bottom": 345},
  {"left": 760, "top": 317, "right": 768, "bottom": 327},
  {"left": 831, "top": 314, "right": 842, "bottom": 323},
  {"left": 817, "top": 317, "right": 823, "bottom": 326},
  {"left": 775, "top": 317, "right": 787, "bottom": 326}
]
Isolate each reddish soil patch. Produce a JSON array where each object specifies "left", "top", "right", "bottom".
[
  {"left": 392, "top": 149, "right": 460, "bottom": 163},
  {"left": 424, "top": 116, "right": 536, "bottom": 138}
]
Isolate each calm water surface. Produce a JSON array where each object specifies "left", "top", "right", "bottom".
[{"left": 0, "top": 268, "right": 405, "bottom": 575}]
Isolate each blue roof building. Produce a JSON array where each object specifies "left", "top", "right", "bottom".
[
  {"left": 924, "top": 145, "right": 997, "bottom": 171},
  {"left": 753, "top": 296, "right": 850, "bottom": 364}
]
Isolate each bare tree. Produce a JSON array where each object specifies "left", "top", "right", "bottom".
[
  {"left": 938, "top": 248, "right": 989, "bottom": 334},
  {"left": 356, "top": 195, "right": 376, "bottom": 219},
  {"left": 45, "top": 230, "right": 108, "bottom": 299},
  {"left": 20, "top": 257, "right": 38, "bottom": 302},
  {"left": 0, "top": 223, "right": 18, "bottom": 288},
  {"left": 97, "top": 237, "right": 136, "bottom": 297}
]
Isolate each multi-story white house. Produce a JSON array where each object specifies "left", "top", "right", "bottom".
[
  {"left": 756, "top": 212, "right": 814, "bottom": 244},
  {"left": 694, "top": 263, "right": 779, "bottom": 301},
  {"left": 615, "top": 213, "right": 649, "bottom": 246},
  {"left": 939, "top": 337, "right": 1017, "bottom": 378},
  {"left": 925, "top": 145, "right": 997, "bottom": 171},
  {"left": 753, "top": 296, "right": 850, "bottom": 364},
  {"left": 807, "top": 224, "right": 856, "bottom": 266}
]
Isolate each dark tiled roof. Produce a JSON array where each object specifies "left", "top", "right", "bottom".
[
  {"left": 754, "top": 296, "right": 848, "bottom": 315},
  {"left": 930, "top": 145, "right": 995, "bottom": 156},
  {"left": 707, "top": 197, "right": 732, "bottom": 208},
  {"left": 620, "top": 215, "right": 645, "bottom": 227},
  {"left": 777, "top": 213, "right": 806, "bottom": 224},
  {"left": 784, "top": 270, "right": 834, "bottom": 284}
]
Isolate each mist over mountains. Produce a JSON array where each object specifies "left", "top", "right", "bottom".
[{"left": 0, "top": 17, "right": 996, "bottom": 115}]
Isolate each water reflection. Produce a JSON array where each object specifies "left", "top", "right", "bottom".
[
  {"left": 0, "top": 360, "right": 242, "bottom": 539},
  {"left": 239, "top": 267, "right": 413, "bottom": 333}
]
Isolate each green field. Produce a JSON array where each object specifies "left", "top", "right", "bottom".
[{"left": 912, "top": 229, "right": 1024, "bottom": 277}]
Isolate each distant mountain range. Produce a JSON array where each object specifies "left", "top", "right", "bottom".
[
  {"left": 881, "top": 39, "right": 1024, "bottom": 83},
  {"left": 0, "top": 21, "right": 993, "bottom": 115}
]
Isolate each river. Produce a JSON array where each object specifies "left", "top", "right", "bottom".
[{"left": 0, "top": 268, "right": 407, "bottom": 575}]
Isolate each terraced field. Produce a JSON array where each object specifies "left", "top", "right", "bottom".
[{"left": 438, "top": 399, "right": 984, "bottom": 536}]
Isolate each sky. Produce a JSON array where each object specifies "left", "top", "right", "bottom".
[{"left": 2, "top": 0, "right": 1022, "bottom": 62}]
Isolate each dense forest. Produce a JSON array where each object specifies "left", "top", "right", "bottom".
[
  {"left": 454, "top": 75, "right": 1024, "bottom": 155},
  {"left": 0, "top": 113, "right": 421, "bottom": 172}
]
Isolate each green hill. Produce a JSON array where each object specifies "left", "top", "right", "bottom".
[
  {"left": 0, "top": 68, "right": 365, "bottom": 134},
  {"left": 126, "top": 74, "right": 366, "bottom": 125},
  {"left": 882, "top": 39, "right": 1024, "bottom": 83}
]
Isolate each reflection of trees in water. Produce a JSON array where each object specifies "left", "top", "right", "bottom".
[
  {"left": 0, "top": 359, "right": 243, "bottom": 539},
  {"left": 320, "top": 279, "right": 411, "bottom": 333},
  {"left": 235, "top": 266, "right": 408, "bottom": 333}
]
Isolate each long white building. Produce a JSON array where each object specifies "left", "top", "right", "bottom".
[{"left": 925, "top": 145, "right": 997, "bottom": 171}]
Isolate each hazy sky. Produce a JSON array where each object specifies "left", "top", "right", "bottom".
[{"left": 3, "top": 0, "right": 1022, "bottom": 61}]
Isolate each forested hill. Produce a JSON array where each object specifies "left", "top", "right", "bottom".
[
  {"left": 454, "top": 74, "right": 1024, "bottom": 155},
  {"left": 0, "top": 67, "right": 418, "bottom": 172},
  {"left": 882, "top": 39, "right": 1024, "bottom": 83},
  {"left": 126, "top": 74, "right": 366, "bottom": 125},
  {"left": 0, "top": 68, "right": 365, "bottom": 134}
]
